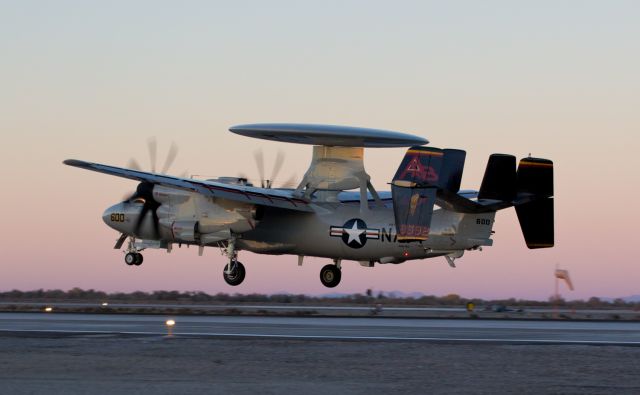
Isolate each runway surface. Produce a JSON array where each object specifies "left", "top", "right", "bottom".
[
  {"left": 1, "top": 312, "right": 639, "bottom": 345},
  {"left": 2, "top": 301, "right": 635, "bottom": 315},
  {"left": 0, "top": 301, "right": 464, "bottom": 312}
]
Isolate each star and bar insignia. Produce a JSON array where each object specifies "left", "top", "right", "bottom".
[{"left": 330, "top": 218, "right": 379, "bottom": 249}]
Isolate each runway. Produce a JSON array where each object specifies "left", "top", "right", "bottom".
[
  {"left": 2, "top": 301, "right": 636, "bottom": 317},
  {"left": 1, "top": 312, "right": 639, "bottom": 345}
]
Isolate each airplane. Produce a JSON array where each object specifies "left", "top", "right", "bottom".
[{"left": 64, "top": 123, "right": 554, "bottom": 288}]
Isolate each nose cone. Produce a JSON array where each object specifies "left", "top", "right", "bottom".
[{"left": 103, "top": 202, "right": 126, "bottom": 229}]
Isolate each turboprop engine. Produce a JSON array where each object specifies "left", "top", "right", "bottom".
[{"left": 103, "top": 183, "right": 261, "bottom": 245}]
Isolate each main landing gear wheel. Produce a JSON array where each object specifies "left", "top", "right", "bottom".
[
  {"left": 320, "top": 264, "right": 342, "bottom": 288},
  {"left": 125, "top": 253, "right": 143, "bottom": 266},
  {"left": 223, "top": 261, "right": 246, "bottom": 286}
]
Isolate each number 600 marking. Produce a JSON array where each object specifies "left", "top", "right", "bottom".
[{"left": 110, "top": 213, "right": 125, "bottom": 222}]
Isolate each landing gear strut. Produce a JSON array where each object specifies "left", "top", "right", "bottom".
[
  {"left": 124, "top": 237, "right": 143, "bottom": 266},
  {"left": 320, "top": 260, "right": 342, "bottom": 288},
  {"left": 222, "top": 236, "right": 246, "bottom": 286}
]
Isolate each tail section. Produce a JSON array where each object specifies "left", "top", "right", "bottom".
[
  {"left": 391, "top": 147, "right": 442, "bottom": 241},
  {"left": 517, "top": 157, "right": 553, "bottom": 197},
  {"left": 391, "top": 147, "right": 554, "bottom": 249},
  {"left": 515, "top": 158, "right": 554, "bottom": 248},
  {"left": 478, "top": 154, "right": 516, "bottom": 201},
  {"left": 391, "top": 146, "right": 465, "bottom": 241},
  {"left": 475, "top": 155, "right": 554, "bottom": 248},
  {"left": 515, "top": 198, "right": 554, "bottom": 248}
]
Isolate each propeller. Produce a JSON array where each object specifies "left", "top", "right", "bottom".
[
  {"left": 126, "top": 182, "right": 160, "bottom": 238},
  {"left": 123, "top": 138, "right": 181, "bottom": 238},
  {"left": 250, "top": 149, "right": 296, "bottom": 189},
  {"left": 148, "top": 138, "right": 157, "bottom": 172},
  {"left": 160, "top": 142, "right": 178, "bottom": 174},
  {"left": 253, "top": 150, "right": 265, "bottom": 185}
]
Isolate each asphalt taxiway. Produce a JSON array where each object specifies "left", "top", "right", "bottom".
[{"left": 1, "top": 312, "right": 639, "bottom": 345}]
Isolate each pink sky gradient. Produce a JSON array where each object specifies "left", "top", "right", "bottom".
[{"left": 1, "top": 2, "right": 638, "bottom": 300}]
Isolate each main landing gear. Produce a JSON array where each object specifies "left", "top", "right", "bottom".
[
  {"left": 223, "top": 260, "right": 246, "bottom": 286},
  {"left": 320, "top": 259, "right": 342, "bottom": 288},
  {"left": 222, "top": 236, "right": 246, "bottom": 286}
]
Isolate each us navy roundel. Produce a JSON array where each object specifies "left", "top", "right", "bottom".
[{"left": 330, "top": 218, "right": 380, "bottom": 249}]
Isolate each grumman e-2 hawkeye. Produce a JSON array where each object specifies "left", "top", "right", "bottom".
[{"left": 64, "top": 124, "right": 554, "bottom": 288}]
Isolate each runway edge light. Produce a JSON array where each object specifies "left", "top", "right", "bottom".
[{"left": 165, "top": 319, "right": 176, "bottom": 337}]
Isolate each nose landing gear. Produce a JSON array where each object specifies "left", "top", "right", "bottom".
[
  {"left": 123, "top": 237, "right": 143, "bottom": 266},
  {"left": 125, "top": 252, "right": 143, "bottom": 266}
]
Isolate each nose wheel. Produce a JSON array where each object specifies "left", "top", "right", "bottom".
[
  {"left": 125, "top": 252, "right": 143, "bottom": 266},
  {"left": 123, "top": 237, "right": 143, "bottom": 266},
  {"left": 223, "top": 261, "right": 246, "bottom": 286},
  {"left": 320, "top": 264, "right": 342, "bottom": 288}
]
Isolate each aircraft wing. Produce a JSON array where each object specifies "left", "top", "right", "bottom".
[{"left": 64, "top": 159, "right": 314, "bottom": 212}]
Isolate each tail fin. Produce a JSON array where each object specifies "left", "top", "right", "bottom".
[
  {"left": 391, "top": 147, "right": 442, "bottom": 241},
  {"left": 391, "top": 148, "right": 555, "bottom": 248},
  {"left": 517, "top": 157, "right": 553, "bottom": 197},
  {"left": 515, "top": 158, "right": 554, "bottom": 248},
  {"left": 478, "top": 154, "right": 516, "bottom": 201},
  {"left": 392, "top": 146, "right": 466, "bottom": 191},
  {"left": 391, "top": 147, "right": 466, "bottom": 241},
  {"left": 439, "top": 149, "right": 466, "bottom": 193},
  {"left": 515, "top": 198, "right": 554, "bottom": 248}
]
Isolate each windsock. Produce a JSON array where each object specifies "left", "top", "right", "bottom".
[{"left": 555, "top": 269, "right": 574, "bottom": 291}]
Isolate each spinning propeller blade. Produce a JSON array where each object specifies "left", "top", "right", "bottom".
[
  {"left": 253, "top": 150, "right": 265, "bottom": 187},
  {"left": 126, "top": 182, "right": 160, "bottom": 239},
  {"left": 148, "top": 137, "right": 157, "bottom": 173},
  {"left": 121, "top": 139, "right": 183, "bottom": 239},
  {"left": 161, "top": 142, "right": 178, "bottom": 174},
  {"left": 249, "top": 149, "right": 296, "bottom": 189},
  {"left": 270, "top": 150, "right": 285, "bottom": 186}
]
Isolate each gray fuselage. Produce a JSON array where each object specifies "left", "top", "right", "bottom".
[{"left": 238, "top": 201, "right": 495, "bottom": 263}]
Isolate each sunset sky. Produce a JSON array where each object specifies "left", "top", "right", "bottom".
[{"left": 1, "top": 1, "right": 638, "bottom": 300}]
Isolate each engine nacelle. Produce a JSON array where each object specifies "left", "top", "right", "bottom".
[
  {"left": 152, "top": 185, "right": 262, "bottom": 244},
  {"left": 171, "top": 220, "right": 198, "bottom": 242},
  {"left": 164, "top": 220, "right": 235, "bottom": 245},
  {"left": 153, "top": 185, "right": 191, "bottom": 205}
]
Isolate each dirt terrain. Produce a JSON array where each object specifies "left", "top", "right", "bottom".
[{"left": 1, "top": 335, "right": 639, "bottom": 394}]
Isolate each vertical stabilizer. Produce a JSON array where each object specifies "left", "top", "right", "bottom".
[
  {"left": 439, "top": 149, "right": 466, "bottom": 193},
  {"left": 515, "top": 157, "right": 554, "bottom": 248},
  {"left": 391, "top": 146, "right": 443, "bottom": 241},
  {"left": 478, "top": 154, "right": 516, "bottom": 201}
]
